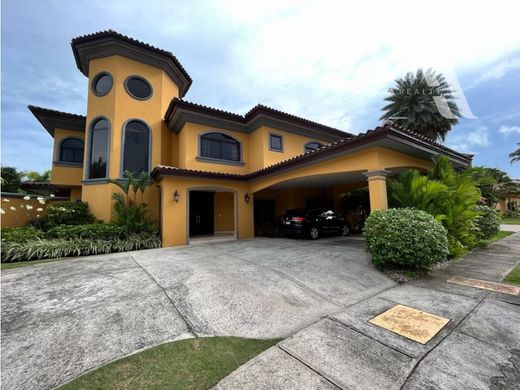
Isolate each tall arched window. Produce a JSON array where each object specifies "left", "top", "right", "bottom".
[
  {"left": 88, "top": 118, "right": 110, "bottom": 179},
  {"left": 304, "top": 142, "right": 323, "bottom": 153},
  {"left": 59, "top": 138, "right": 84, "bottom": 164},
  {"left": 122, "top": 120, "right": 150, "bottom": 175},
  {"left": 200, "top": 132, "right": 240, "bottom": 162}
]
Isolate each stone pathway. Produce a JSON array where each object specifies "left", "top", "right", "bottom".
[{"left": 215, "top": 233, "right": 520, "bottom": 389}]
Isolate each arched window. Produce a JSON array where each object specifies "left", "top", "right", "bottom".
[
  {"left": 88, "top": 118, "right": 110, "bottom": 179},
  {"left": 59, "top": 138, "right": 84, "bottom": 163},
  {"left": 122, "top": 120, "right": 150, "bottom": 175},
  {"left": 304, "top": 142, "right": 323, "bottom": 153},
  {"left": 200, "top": 132, "right": 240, "bottom": 162}
]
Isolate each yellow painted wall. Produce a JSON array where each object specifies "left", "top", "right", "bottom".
[
  {"left": 159, "top": 176, "right": 252, "bottom": 246},
  {"left": 214, "top": 191, "right": 235, "bottom": 231},
  {"left": 0, "top": 196, "right": 63, "bottom": 228},
  {"left": 70, "top": 186, "right": 82, "bottom": 201},
  {"left": 51, "top": 128, "right": 85, "bottom": 187}
]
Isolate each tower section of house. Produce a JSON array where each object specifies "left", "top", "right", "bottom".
[{"left": 71, "top": 31, "right": 192, "bottom": 221}]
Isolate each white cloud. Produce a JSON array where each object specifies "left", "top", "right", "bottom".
[
  {"left": 447, "top": 126, "right": 489, "bottom": 152},
  {"left": 473, "top": 58, "right": 520, "bottom": 86},
  {"left": 499, "top": 125, "right": 520, "bottom": 136}
]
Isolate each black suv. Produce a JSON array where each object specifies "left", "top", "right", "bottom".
[{"left": 280, "top": 208, "right": 350, "bottom": 239}]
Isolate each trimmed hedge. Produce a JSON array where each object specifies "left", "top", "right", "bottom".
[
  {"left": 1, "top": 227, "right": 44, "bottom": 243},
  {"left": 45, "top": 224, "right": 128, "bottom": 240},
  {"left": 30, "top": 201, "right": 95, "bottom": 230},
  {"left": 474, "top": 205, "right": 501, "bottom": 241},
  {"left": 364, "top": 208, "right": 449, "bottom": 269},
  {"left": 1, "top": 233, "right": 161, "bottom": 263}
]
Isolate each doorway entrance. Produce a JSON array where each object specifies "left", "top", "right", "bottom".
[{"left": 189, "top": 191, "right": 214, "bottom": 236}]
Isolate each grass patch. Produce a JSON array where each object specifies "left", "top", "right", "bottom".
[
  {"left": 479, "top": 230, "right": 515, "bottom": 246},
  {"left": 503, "top": 264, "right": 520, "bottom": 286},
  {"left": 501, "top": 217, "right": 520, "bottom": 225},
  {"left": 58, "top": 337, "right": 280, "bottom": 390},
  {"left": 1, "top": 257, "right": 70, "bottom": 270}
]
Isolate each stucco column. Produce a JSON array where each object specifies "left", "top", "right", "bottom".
[{"left": 364, "top": 170, "right": 390, "bottom": 211}]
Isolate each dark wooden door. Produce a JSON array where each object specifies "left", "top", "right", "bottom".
[{"left": 189, "top": 191, "right": 214, "bottom": 236}]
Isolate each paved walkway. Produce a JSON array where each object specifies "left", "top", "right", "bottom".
[
  {"left": 215, "top": 233, "right": 520, "bottom": 389},
  {"left": 1, "top": 236, "right": 393, "bottom": 390}
]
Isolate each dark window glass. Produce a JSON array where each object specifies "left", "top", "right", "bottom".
[
  {"left": 305, "top": 142, "right": 323, "bottom": 153},
  {"left": 123, "top": 120, "right": 150, "bottom": 175},
  {"left": 270, "top": 134, "right": 283, "bottom": 151},
  {"left": 92, "top": 73, "right": 113, "bottom": 96},
  {"left": 89, "top": 119, "right": 109, "bottom": 179},
  {"left": 125, "top": 77, "right": 152, "bottom": 100},
  {"left": 60, "top": 138, "right": 84, "bottom": 163},
  {"left": 200, "top": 132, "right": 240, "bottom": 162}
]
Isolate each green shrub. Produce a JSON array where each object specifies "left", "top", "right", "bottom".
[
  {"left": 474, "top": 205, "right": 501, "bottom": 241},
  {"left": 364, "top": 208, "right": 449, "bottom": 269},
  {"left": 45, "top": 223, "right": 128, "bottom": 240},
  {"left": 30, "top": 201, "right": 95, "bottom": 230},
  {"left": 1, "top": 227, "right": 44, "bottom": 244},
  {"left": 1, "top": 233, "right": 161, "bottom": 263}
]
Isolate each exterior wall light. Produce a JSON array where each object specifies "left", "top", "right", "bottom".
[
  {"left": 244, "top": 193, "right": 250, "bottom": 203},
  {"left": 173, "top": 190, "right": 180, "bottom": 203}
]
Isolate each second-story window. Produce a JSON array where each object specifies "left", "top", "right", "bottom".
[
  {"left": 269, "top": 134, "right": 283, "bottom": 152},
  {"left": 304, "top": 142, "right": 323, "bottom": 153},
  {"left": 122, "top": 120, "right": 150, "bottom": 175},
  {"left": 200, "top": 132, "right": 240, "bottom": 162},
  {"left": 88, "top": 118, "right": 110, "bottom": 179},
  {"left": 59, "top": 138, "right": 84, "bottom": 164}
]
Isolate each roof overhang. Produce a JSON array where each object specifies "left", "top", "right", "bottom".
[
  {"left": 151, "top": 126, "right": 472, "bottom": 182},
  {"left": 28, "top": 106, "right": 86, "bottom": 137},
  {"left": 71, "top": 30, "right": 192, "bottom": 98},
  {"left": 164, "top": 99, "right": 351, "bottom": 143}
]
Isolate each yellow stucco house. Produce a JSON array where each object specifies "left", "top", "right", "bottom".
[{"left": 28, "top": 30, "right": 472, "bottom": 247}]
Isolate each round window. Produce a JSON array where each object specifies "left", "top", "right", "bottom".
[
  {"left": 92, "top": 72, "right": 113, "bottom": 96},
  {"left": 125, "top": 76, "right": 152, "bottom": 100}
]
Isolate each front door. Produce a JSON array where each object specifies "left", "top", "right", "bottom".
[{"left": 189, "top": 191, "right": 214, "bottom": 236}]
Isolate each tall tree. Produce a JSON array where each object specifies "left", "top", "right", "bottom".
[
  {"left": 381, "top": 69, "right": 460, "bottom": 142},
  {"left": 509, "top": 143, "right": 520, "bottom": 164},
  {"left": 468, "top": 166, "right": 511, "bottom": 207},
  {"left": 25, "top": 170, "right": 51, "bottom": 182},
  {"left": 0, "top": 167, "right": 24, "bottom": 193}
]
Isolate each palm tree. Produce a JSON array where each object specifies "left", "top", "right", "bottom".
[
  {"left": 381, "top": 69, "right": 460, "bottom": 142},
  {"left": 509, "top": 143, "right": 520, "bottom": 164}
]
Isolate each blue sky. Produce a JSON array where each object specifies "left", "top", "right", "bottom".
[{"left": 2, "top": 0, "right": 519, "bottom": 177}]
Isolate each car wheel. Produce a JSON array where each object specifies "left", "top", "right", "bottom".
[
  {"left": 341, "top": 224, "right": 350, "bottom": 236},
  {"left": 309, "top": 226, "right": 320, "bottom": 240}
]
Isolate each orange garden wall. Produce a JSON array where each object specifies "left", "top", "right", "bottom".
[{"left": 0, "top": 194, "right": 68, "bottom": 228}]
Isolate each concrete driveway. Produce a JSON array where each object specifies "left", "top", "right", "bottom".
[{"left": 1, "top": 236, "right": 394, "bottom": 390}]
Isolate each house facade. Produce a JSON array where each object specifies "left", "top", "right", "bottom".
[{"left": 29, "top": 30, "right": 472, "bottom": 247}]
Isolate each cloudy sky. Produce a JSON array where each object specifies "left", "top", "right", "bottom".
[{"left": 2, "top": 0, "right": 520, "bottom": 177}]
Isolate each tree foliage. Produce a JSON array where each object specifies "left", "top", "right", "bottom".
[
  {"left": 381, "top": 69, "right": 460, "bottom": 142},
  {"left": 510, "top": 143, "right": 520, "bottom": 164},
  {"left": 1, "top": 167, "right": 24, "bottom": 193}
]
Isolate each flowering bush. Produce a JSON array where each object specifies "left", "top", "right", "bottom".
[
  {"left": 30, "top": 201, "right": 95, "bottom": 230},
  {"left": 474, "top": 205, "right": 501, "bottom": 241},
  {"left": 364, "top": 208, "right": 449, "bottom": 269}
]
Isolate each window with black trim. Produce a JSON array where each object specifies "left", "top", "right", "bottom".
[
  {"left": 92, "top": 72, "right": 113, "bottom": 96},
  {"left": 200, "top": 132, "right": 240, "bottom": 162},
  {"left": 122, "top": 120, "right": 150, "bottom": 175},
  {"left": 88, "top": 119, "right": 109, "bottom": 179},
  {"left": 59, "top": 138, "right": 84, "bottom": 164},
  {"left": 304, "top": 142, "right": 323, "bottom": 153},
  {"left": 125, "top": 76, "right": 152, "bottom": 100},
  {"left": 270, "top": 134, "right": 283, "bottom": 151}
]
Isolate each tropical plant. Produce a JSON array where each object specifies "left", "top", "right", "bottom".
[
  {"left": 364, "top": 208, "right": 449, "bottom": 269},
  {"left": 109, "top": 170, "right": 154, "bottom": 233},
  {"left": 388, "top": 156, "right": 481, "bottom": 256},
  {"left": 30, "top": 201, "right": 95, "bottom": 230},
  {"left": 510, "top": 143, "right": 520, "bottom": 164},
  {"left": 381, "top": 69, "right": 460, "bottom": 142},
  {"left": 1, "top": 167, "right": 24, "bottom": 193},
  {"left": 468, "top": 167, "right": 512, "bottom": 207},
  {"left": 473, "top": 205, "right": 501, "bottom": 241}
]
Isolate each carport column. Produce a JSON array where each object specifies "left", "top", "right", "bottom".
[{"left": 364, "top": 170, "right": 390, "bottom": 211}]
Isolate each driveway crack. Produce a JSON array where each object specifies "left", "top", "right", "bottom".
[{"left": 127, "top": 252, "right": 199, "bottom": 337}]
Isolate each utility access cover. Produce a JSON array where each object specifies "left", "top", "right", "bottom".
[{"left": 369, "top": 304, "right": 450, "bottom": 344}]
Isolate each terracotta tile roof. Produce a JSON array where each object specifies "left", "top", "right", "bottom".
[
  {"left": 151, "top": 123, "right": 472, "bottom": 181},
  {"left": 164, "top": 98, "right": 352, "bottom": 139},
  {"left": 71, "top": 30, "right": 192, "bottom": 94}
]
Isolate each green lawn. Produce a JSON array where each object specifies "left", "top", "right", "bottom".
[
  {"left": 1, "top": 257, "right": 70, "bottom": 270},
  {"left": 503, "top": 264, "right": 520, "bottom": 286},
  {"left": 501, "top": 217, "right": 520, "bottom": 225},
  {"left": 58, "top": 337, "right": 280, "bottom": 390},
  {"left": 479, "top": 230, "right": 515, "bottom": 245}
]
